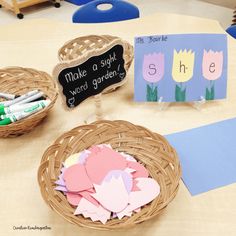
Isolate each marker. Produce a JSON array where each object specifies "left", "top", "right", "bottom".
[
  {"left": 14, "top": 91, "right": 44, "bottom": 105},
  {"left": 0, "top": 100, "right": 51, "bottom": 116},
  {"left": 33, "top": 96, "right": 46, "bottom": 102},
  {"left": 0, "top": 90, "right": 38, "bottom": 107},
  {"left": 0, "top": 100, "right": 51, "bottom": 126},
  {"left": 0, "top": 112, "right": 21, "bottom": 121},
  {"left": 0, "top": 92, "right": 20, "bottom": 100}
]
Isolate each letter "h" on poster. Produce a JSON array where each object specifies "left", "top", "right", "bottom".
[{"left": 179, "top": 60, "right": 187, "bottom": 73}]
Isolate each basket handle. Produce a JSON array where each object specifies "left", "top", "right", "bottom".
[{"left": 94, "top": 93, "right": 103, "bottom": 120}]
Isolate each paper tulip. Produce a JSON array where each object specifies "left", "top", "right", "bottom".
[
  {"left": 202, "top": 50, "right": 223, "bottom": 81},
  {"left": 172, "top": 49, "right": 195, "bottom": 101},
  {"left": 142, "top": 53, "right": 164, "bottom": 101},
  {"left": 202, "top": 50, "right": 223, "bottom": 100},
  {"left": 92, "top": 175, "right": 129, "bottom": 212},
  {"left": 172, "top": 49, "right": 195, "bottom": 83},
  {"left": 143, "top": 53, "right": 164, "bottom": 83}
]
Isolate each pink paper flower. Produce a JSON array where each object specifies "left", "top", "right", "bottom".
[
  {"left": 202, "top": 50, "right": 223, "bottom": 81},
  {"left": 54, "top": 144, "right": 161, "bottom": 224},
  {"left": 142, "top": 53, "right": 164, "bottom": 83}
]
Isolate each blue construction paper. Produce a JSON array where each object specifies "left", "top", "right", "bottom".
[
  {"left": 134, "top": 34, "right": 227, "bottom": 102},
  {"left": 165, "top": 118, "right": 236, "bottom": 195}
]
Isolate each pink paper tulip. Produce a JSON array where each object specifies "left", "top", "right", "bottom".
[
  {"left": 142, "top": 53, "right": 164, "bottom": 83},
  {"left": 202, "top": 50, "right": 223, "bottom": 81}
]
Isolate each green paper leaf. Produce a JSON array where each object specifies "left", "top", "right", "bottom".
[
  {"left": 146, "top": 84, "right": 151, "bottom": 101},
  {"left": 146, "top": 84, "right": 158, "bottom": 101},
  {"left": 205, "top": 86, "right": 215, "bottom": 100},
  {"left": 152, "top": 86, "right": 158, "bottom": 101},
  {"left": 181, "top": 87, "right": 186, "bottom": 101},
  {"left": 175, "top": 84, "right": 186, "bottom": 102},
  {"left": 155, "top": 86, "right": 159, "bottom": 101},
  {"left": 210, "top": 85, "right": 215, "bottom": 100},
  {"left": 175, "top": 84, "right": 181, "bottom": 101},
  {"left": 205, "top": 88, "right": 210, "bottom": 100}
]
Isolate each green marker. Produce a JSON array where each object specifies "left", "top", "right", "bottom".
[
  {"left": 0, "top": 100, "right": 50, "bottom": 116},
  {"left": 0, "top": 118, "right": 12, "bottom": 126},
  {"left": 0, "top": 100, "right": 51, "bottom": 126}
]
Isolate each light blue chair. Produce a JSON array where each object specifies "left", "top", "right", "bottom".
[{"left": 72, "top": 0, "right": 139, "bottom": 23}]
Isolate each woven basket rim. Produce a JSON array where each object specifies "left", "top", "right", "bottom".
[
  {"left": 53, "top": 35, "right": 134, "bottom": 109},
  {"left": 57, "top": 35, "right": 130, "bottom": 62},
  {"left": 38, "top": 120, "right": 181, "bottom": 230},
  {"left": 0, "top": 67, "right": 58, "bottom": 137}
]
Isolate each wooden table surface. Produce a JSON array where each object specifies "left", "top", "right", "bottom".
[{"left": 0, "top": 13, "right": 236, "bottom": 236}]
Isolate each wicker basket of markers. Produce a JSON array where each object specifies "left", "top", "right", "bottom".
[
  {"left": 38, "top": 120, "right": 181, "bottom": 230},
  {"left": 0, "top": 67, "right": 58, "bottom": 137}
]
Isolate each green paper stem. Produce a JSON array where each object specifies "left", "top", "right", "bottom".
[
  {"left": 175, "top": 84, "right": 186, "bottom": 102},
  {"left": 205, "top": 82, "right": 215, "bottom": 100},
  {"left": 146, "top": 84, "right": 158, "bottom": 101}
]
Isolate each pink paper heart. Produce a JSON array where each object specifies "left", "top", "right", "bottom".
[
  {"left": 117, "top": 178, "right": 160, "bottom": 219},
  {"left": 79, "top": 190, "right": 100, "bottom": 207},
  {"left": 131, "top": 179, "right": 141, "bottom": 191},
  {"left": 63, "top": 164, "right": 93, "bottom": 192},
  {"left": 128, "top": 162, "right": 149, "bottom": 179},
  {"left": 124, "top": 167, "right": 136, "bottom": 174},
  {"left": 120, "top": 152, "right": 137, "bottom": 162},
  {"left": 88, "top": 145, "right": 101, "bottom": 155},
  {"left": 66, "top": 192, "right": 82, "bottom": 206},
  {"left": 85, "top": 146, "right": 127, "bottom": 184}
]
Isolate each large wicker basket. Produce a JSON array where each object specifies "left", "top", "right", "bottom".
[
  {"left": 38, "top": 120, "right": 181, "bottom": 230},
  {"left": 0, "top": 67, "right": 58, "bottom": 137}
]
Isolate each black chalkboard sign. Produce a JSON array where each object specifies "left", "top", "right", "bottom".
[{"left": 56, "top": 44, "right": 126, "bottom": 108}]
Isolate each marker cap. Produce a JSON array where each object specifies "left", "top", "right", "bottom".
[{"left": 0, "top": 118, "right": 11, "bottom": 126}]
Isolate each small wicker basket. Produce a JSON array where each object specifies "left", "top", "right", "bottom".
[
  {"left": 38, "top": 120, "right": 181, "bottom": 230},
  {"left": 233, "top": 8, "right": 236, "bottom": 25},
  {"left": 58, "top": 35, "right": 133, "bottom": 70},
  {"left": 0, "top": 67, "right": 58, "bottom": 138},
  {"left": 57, "top": 35, "right": 133, "bottom": 92}
]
